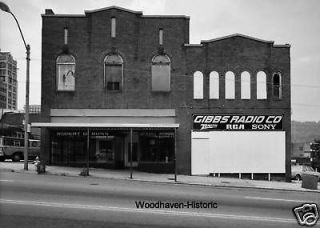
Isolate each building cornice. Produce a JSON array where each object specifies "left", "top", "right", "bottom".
[
  {"left": 84, "top": 6, "right": 143, "bottom": 15},
  {"left": 142, "top": 15, "right": 189, "bottom": 19},
  {"left": 201, "top": 33, "right": 274, "bottom": 44}
]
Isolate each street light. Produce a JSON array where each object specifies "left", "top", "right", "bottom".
[{"left": 0, "top": 1, "right": 30, "bottom": 170}]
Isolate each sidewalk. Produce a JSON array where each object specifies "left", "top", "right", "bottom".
[{"left": 1, "top": 162, "right": 319, "bottom": 192}]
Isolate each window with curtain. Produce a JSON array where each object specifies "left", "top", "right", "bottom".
[
  {"left": 151, "top": 55, "right": 171, "bottom": 92},
  {"left": 56, "top": 54, "right": 75, "bottom": 91},
  {"left": 104, "top": 54, "right": 123, "bottom": 91}
]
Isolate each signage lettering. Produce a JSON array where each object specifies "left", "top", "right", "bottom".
[{"left": 193, "top": 115, "right": 283, "bottom": 131}]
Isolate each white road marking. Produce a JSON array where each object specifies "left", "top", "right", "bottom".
[
  {"left": 245, "top": 196, "right": 309, "bottom": 203},
  {"left": 0, "top": 180, "right": 14, "bottom": 182},
  {"left": 0, "top": 198, "right": 295, "bottom": 224}
]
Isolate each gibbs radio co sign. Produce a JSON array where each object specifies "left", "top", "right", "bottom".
[{"left": 193, "top": 114, "right": 283, "bottom": 131}]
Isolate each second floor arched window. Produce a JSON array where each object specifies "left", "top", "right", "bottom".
[
  {"left": 56, "top": 54, "right": 75, "bottom": 91},
  {"left": 209, "top": 71, "right": 219, "bottom": 99},
  {"left": 241, "top": 71, "right": 251, "bottom": 99},
  {"left": 104, "top": 54, "right": 123, "bottom": 91},
  {"left": 272, "top": 73, "right": 282, "bottom": 99},
  {"left": 257, "top": 71, "right": 267, "bottom": 99},
  {"left": 193, "top": 71, "right": 203, "bottom": 99},
  {"left": 225, "top": 71, "right": 235, "bottom": 99},
  {"left": 151, "top": 54, "right": 171, "bottom": 92}
]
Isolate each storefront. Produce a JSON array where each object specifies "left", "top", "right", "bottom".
[
  {"left": 32, "top": 123, "right": 178, "bottom": 173},
  {"left": 191, "top": 114, "right": 286, "bottom": 178}
]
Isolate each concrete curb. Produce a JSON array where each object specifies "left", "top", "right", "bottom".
[{"left": 2, "top": 167, "right": 319, "bottom": 193}]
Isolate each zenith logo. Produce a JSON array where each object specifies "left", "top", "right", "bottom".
[{"left": 200, "top": 124, "right": 218, "bottom": 130}]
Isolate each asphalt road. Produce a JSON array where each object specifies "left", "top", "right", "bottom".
[{"left": 0, "top": 171, "right": 319, "bottom": 228}]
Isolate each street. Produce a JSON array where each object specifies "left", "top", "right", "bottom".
[{"left": 0, "top": 171, "right": 319, "bottom": 228}]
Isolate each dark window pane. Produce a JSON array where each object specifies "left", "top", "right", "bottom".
[
  {"left": 273, "top": 74, "right": 281, "bottom": 98},
  {"left": 107, "top": 82, "right": 120, "bottom": 91},
  {"left": 273, "top": 74, "right": 280, "bottom": 85},
  {"left": 104, "top": 54, "right": 123, "bottom": 90}
]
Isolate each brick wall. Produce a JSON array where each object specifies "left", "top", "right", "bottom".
[{"left": 41, "top": 7, "right": 290, "bottom": 179}]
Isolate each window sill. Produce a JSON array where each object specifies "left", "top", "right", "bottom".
[
  {"left": 139, "top": 161, "right": 174, "bottom": 164},
  {"left": 151, "top": 90, "right": 171, "bottom": 93},
  {"left": 56, "top": 90, "right": 75, "bottom": 93},
  {"left": 105, "top": 89, "right": 122, "bottom": 93}
]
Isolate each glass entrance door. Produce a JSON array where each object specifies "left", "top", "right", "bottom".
[{"left": 96, "top": 139, "right": 113, "bottom": 163}]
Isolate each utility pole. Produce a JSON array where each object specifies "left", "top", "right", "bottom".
[{"left": 0, "top": 2, "right": 31, "bottom": 170}]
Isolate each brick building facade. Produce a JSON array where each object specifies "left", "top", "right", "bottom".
[{"left": 35, "top": 6, "right": 291, "bottom": 181}]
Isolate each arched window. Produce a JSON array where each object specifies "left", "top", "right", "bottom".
[
  {"left": 225, "top": 71, "right": 235, "bottom": 99},
  {"left": 56, "top": 54, "right": 75, "bottom": 91},
  {"left": 193, "top": 71, "right": 203, "bottom": 99},
  {"left": 151, "top": 54, "right": 171, "bottom": 92},
  {"left": 104, "top": 54, "right": 123, "bottom": 91},
  {"left": 257, "top": 71, "right": 267, "bottom": 99},
  {"left": 241, "top": 71, "right": 251, "bottom": 99},
  {"left": 209, "top": 71, "right": 219, "bottom": 99},
  {"left": 272, "top": 73, "right": 282, "bottom": 99}
]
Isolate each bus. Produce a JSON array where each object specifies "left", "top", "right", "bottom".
[{"left": 0, "top": 136, "right": 40, "bottom": 162}]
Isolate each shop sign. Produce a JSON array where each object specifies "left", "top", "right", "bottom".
[
  {"left": 54, "top": 129, "right": 174, "bottom": 137},
  {"left": 193, "top": 114, "right": 283, "bottom": 131},
  {"left": 55, "top": 131, "right": 84, "bottom": 137},
  {"left": 139, "top": 132, "right": 174, "bottom": 137},
  {"left": 54, "top": 130, "right": 110, "bottom": 137}
]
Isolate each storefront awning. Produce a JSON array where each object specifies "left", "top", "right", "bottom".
[{"left": 31, "top": 122, "right": 179, "bottom": 129}]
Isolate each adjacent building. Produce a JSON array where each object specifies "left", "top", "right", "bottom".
[
  {"left": 28, "top": 104, "right": 41, "bottom": 114},
  {"left": 291, "top": 142, "right": 311, "bottom": 164},
  {"left": 34, "top": 6, "right": 291, "bottom": 181},
  {"left": 0, "top": 112, "right": 41, "bottom": 139},
  {"left": 0, "top": 51, "right": 18, "bottom": 110}
]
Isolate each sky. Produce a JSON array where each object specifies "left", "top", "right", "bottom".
[{"left": 0, "top": 0, "right": 320, "bottom": 122}]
